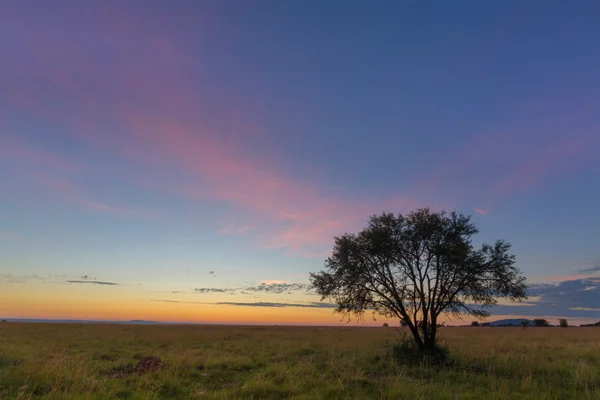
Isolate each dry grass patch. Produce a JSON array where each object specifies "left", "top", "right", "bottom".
[{"left": 0, "top": 323, "right": 599, "bottom": 399}]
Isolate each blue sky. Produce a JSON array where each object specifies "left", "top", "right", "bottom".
[{"left": 0, "top": 1, "right": 599, "bottom": 323}]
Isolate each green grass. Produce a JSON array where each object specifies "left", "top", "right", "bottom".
[{"left": 1, "top": 323, "right": 599, "bottom": 399}]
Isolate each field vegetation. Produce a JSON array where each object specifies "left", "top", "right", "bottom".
[{"left": 1, "top": 323, "right": 599, "bottom": 399}]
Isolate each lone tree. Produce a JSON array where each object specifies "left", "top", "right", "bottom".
[
  {"left": 559, "top": 318, "right": 568, "bottom": 328},
  {"left": 533, "top": 319, "right": 549, "bottom": 327},
  {"left": 310, "top": 208, "right": 527, "bottom": 350}
]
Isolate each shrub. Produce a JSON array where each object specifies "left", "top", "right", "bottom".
[
  {"left": 471, "top": 321, "right": 479, "bottom": 327},
  {"left": 383, "top": 323, "right": 389, "bottom": 327},
  {"left": 533, "top": 319, "right": 549, "bottom": 327},
  {"left": 391, "top": 333, "right": 451, "bottom": 367}
]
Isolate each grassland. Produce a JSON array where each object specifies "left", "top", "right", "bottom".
[{"left": 1, "top": 323, "right": 599, "bottom": 399}]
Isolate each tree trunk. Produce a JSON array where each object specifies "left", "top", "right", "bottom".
[
  {"left": 424, "top": 317, "right": 437, "bottom": 350},
  {"left": 405, "top": 321, "right": 425, "bottom": 349}
]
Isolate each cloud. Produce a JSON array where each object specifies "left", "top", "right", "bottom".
[
  {"left": 151, "top": 299, "right": 203, "bottom": 304},
  {"left": 208, "top": 271, "right": 214, "bottom": 275},
  {"left": 194, "top": 288, "right": 231, "bottom": 293},
  {"left": 66, "top": 280, "right": 119, "bottom": 285},
  {"left": 1, "top": 274, "right": 45, "bottom": 283},
  {"left": 474, "top": 208, "right": 487, "bottom": 215},
  {"left": 488, "top": 278, "right": 600, "bottom": 319},
  {"left": 0, "top": 274, "right": 73, "bottom": 284},
  {"left": 242, "top": 282, "right": 313, "bottom": 294},
  {"left": 0, "top": 5, "right": 420, "bottom": 257},
  {"left": 187, "top": 282, "right": 313, "bottom": 295},
  {"left": 5, "top": 1, "right": 595, "bottom": 259},
  {"left": 214, "top": 301, "right": 338, "bottom": 309},
  {"left": 574, "top": 260, "right": 600, "bottom": 275},
  {"left": 148, "top": 300, "right": 337, "bottom": 309}
]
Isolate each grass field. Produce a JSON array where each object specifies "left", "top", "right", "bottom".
[{"left": 1, "top": 323, "right": 599, "bottom": 399}]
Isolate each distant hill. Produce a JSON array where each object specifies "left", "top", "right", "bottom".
[
  {"left": 124, "top": 320, "right": 159, "bottom": 325},
  {"left": 0, "top": 318, "right": 161, "bottom": 325},
  {"left": 488, "top": 318, "right": 533, "bottom": 326}
]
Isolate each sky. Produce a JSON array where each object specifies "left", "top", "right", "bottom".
[{"left": 1, "top": 1, "right": 599, "bottom": 326}]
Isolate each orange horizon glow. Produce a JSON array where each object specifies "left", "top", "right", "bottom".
[{"left": 1, "top": 283, "right": 596, "bottom": 327}]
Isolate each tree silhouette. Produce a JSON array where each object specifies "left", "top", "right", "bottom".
[
  {"left": 559, "top": 318, "right": 568, "bottom": 328},
  {"left": 533, "top": 319, "right": 549, "bottom": 327},
  {"left": 310, "top": 208, "right": 527, "bottom": 350}
]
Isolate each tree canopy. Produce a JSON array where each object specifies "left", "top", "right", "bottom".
[{"left": 310, "top": 208, "right": 528, "bottom": 349}]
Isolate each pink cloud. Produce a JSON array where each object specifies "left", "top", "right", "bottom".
[
  {"left": 6, "top": 3, "right": 594, "bottom": 257},
  {"left": 0, "top": 5, "right": 441, "bottom": 255},
  {"left": 121, "top": 112, "right": 418, "bottom": 254}
]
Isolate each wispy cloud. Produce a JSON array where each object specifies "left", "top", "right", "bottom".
[
  {"left": 574, "top": 260, "right": 600, "bottom": 275},
  {"left": 151, "top": 299, "right": 337, "bottom": 308},
  {"left": 474, "top": 208, "right": 487, "bottom": 215},
  {"left": 576, "top": 266, "right": 600, "bottom": 275},
  {"left": 66, "top": 280, "right": 119, "bottom": 286},
  {"left": 151, "top": 299, "right": 204, "bottom": 304},
  {"left": 1, "top": 274, "right": 47, "bottom": 284},
  {"left": 214, "top": 301, "right": 338, "bottom": 309},
  {"left": 188, "top": 282, "right": 313, "bottom": 295},
  {"left": 0, "top": 6, "right": 420, "bottom": 257},
  {"left": 242, "top": 282, "right": 312, "bottom": 294},
  {"left": 194, "top": 288, "right": 232, "bottom": 294},
  {"left": 3, "top": 1, "right": 596, "bottom": 260}
]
